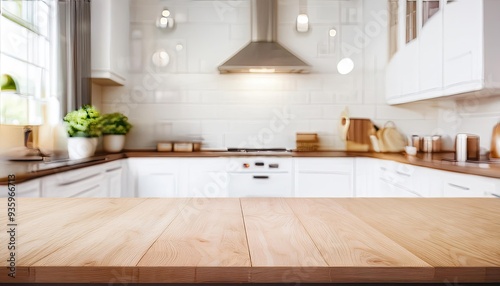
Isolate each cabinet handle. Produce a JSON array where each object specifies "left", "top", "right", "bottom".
[
  {"left": 490, "top": 193, "right": 500, "bottom": 198},
  {"left": 59, "top": 173, "right": 101, "bottom": 186},
  {"left": 448, "top": 183, "right": 470, "bottom": 191},
  {"left": 396, "top": 171, "right": 411, "bottom": 177},
  {"left": 253, "top": 175, "right": 269, "bottom": 179},
  {"left": 70, "top": 184, "right": 100, "bottom": 198},
  {"left": 106, "top": 167, "right": 122, "bottom": 172},
  {"left": 255, "top": 162, "right": 265, "bottom": 166}
]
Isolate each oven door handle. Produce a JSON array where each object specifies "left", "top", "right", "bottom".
[{"left": 253, "top": 175, "right": 269, "bottom": 179}]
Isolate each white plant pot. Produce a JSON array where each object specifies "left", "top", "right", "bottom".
[
  {"left": 103, "top": 134, "right": 126, "bottom": 153},
  {"left": 67, "top": 137, "right": 98, "bottom": 160}
]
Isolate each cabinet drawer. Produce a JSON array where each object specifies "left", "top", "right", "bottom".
[
  {"left": 228, "top": 173, "right": 292, "bottom": 197},
  {"left": 44, "top": 164, "right": 103, "bottom": 186},
  {"left": 43, "top": 172, "right": 105, "bottom": 197},
  {"left": 442, "top": 173, "right": 496, "bottom": 197},
  {"left": 0, "top": 179, "right": 41, "bottom": 198}
]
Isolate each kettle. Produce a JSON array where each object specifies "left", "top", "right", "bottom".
[{"left": 491, "top": 122, "right": 500, "bottom": 159}]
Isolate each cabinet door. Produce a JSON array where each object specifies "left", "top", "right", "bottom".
[
  {"left": 375, "top": 160, "right": 422, "bottom": 197},
  {"left": 138, "top": 172, "right": 177, "bottom": 197},
  {"left": 91, "top": 0, "right": 129, "bottom": 85},
  {"left": 400, "top": 39, "right": 420, "bottom": 97},
  {"left": 128, "top": 158, "right": 183, "bottom": 197},
  {"left": 442, "top": 172, "right": 496, "bottom": 197},
  {"left": 102, "top": 160, "right": 123, "bottom": 197},
  {"left": 354, "top": 158, "right": 379, "bottom": 197},
  {"left": 106, "top": 168, "right": 122, "bottom": 197},
  {"left": 416, "top": 167, "right": 443, "bottom": 197},
  {"left": 42, "top": 165, "right": 106, "bottom": 197},
  {"left": 186, "top": 158, "right": 228, "bottom": 198},
  {"left": 295, "top": 173, "right": 352, "bottom": 197},
  {"left": 0, "top": 179, "right": 41, "bottom": 198},
  {"left": 443, "top": 0, "right": 483, "bottom": 94},
  {"left": 419, "top": 0, "right": 443, "bottom": 97},
  {"left": 294, "top": 158, "right": 354, "bottom": 197}
]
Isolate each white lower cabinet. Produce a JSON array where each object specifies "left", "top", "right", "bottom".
[
  {"left": 356, "top": 158, "right": 422, "bottom": 197},
  {"left": 42, "top": 164, "right": 107, "bottom": 198},
  {"left": 41, "top": 160, "right": 123, "bottom": 198},
  {"left": 441, "top": 172, "right": 497, "bottom": 198},
  {"left": 294, "top": 158, "right": 354, "bottom": 197},
  {"left": 185, "top": 158, "right": 229, "bottom": 197},
  {"left": 103, "top": 161, "right": 123, "bottom": 197},
  {"left": 127, "top": 158, "right": 184, "bottom": 197},
  {"left": 0, "top": 178, "right": 42, "bottom": 198},
  {"left": 4, "top": 157, "right": 500, "bottom": 198}
]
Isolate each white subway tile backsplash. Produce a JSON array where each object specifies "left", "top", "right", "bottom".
[
  {"left": 376, "top": 103, "right": 437, "bottom": 120},
  {"left": 347, "top": 105, "right": 377, "bottom": 119},
  {"left": 224, "top": 133, "right": 294, "bottom": 149},
  {"left": 229, "top": 120, "right": 272, "bottom": 134},
  {"left": 202, "top": 120, "right": 230, "bottom": 134},
  {"left": 200, "top": 134, "right": 225, "bottom": 150},
  {"left": 310, "top": 92, "right": 335, "bottom": 104},
  {"left": 309, "top": 120, "right": 338, "bottom": 134},
  {"left": 154, "top": 91, "right": 183, "bottom": 103},
  {"left": 172, "top": 121, "right": 202, "bottom": 137},
  {"left": 284, "top": 92, "right": 310, "bottom": 104},
  {"left": 213, "top": 105, "right": 269, "bottom": 120},
  {"left": 322, "top": 106, "right": 347, "bottom": 119},
  {"left": 284, "top": 120, "right": 310, "bottom": 134},
  {"left": 318, "top": 135, "right": 343, "bottom": 151},
  {"left": 229, "top": 24, "right": 249, "bottom": 40},
  {"left": 99, "top": 0, "right": 462, "bottom": 151},
  {"left": 290, "top": 105, "right": 323, "bottom": 119},
  {"left": 296, "top": 76, "right": 323, "bottom": 91}
]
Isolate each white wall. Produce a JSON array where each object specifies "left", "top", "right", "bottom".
[
  {"left": 437, "top": 95, "right": 500, "bottom": 153},
  {"left": 100, "top": 0, "right": 440, "bottom": 150}
]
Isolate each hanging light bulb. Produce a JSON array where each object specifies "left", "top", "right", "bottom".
[
  {"left": 156, "top": 8, "right": 175, "bottom": 29},
  {"left": 337, "top": 58, "right": 354, "bottom": 75},
  {"left": 296, "top": 14, "right": 309, "bottom": 32}
]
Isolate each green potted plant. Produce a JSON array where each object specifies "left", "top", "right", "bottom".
[
  {"left": 63, "top": 105, "right": 102, "bottom": 159},
  {"left": 100, "top": 112, "right": 133, "bottom": 153}
]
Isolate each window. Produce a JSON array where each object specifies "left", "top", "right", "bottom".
[
  {"left": 0, "top": 0, "right": 52, "bottom": 125},
  {"left": 406, "top": 0, "right": 417, "bottom": 43}
]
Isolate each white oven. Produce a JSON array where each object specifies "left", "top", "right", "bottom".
[{"left": 226, "top": 156, "right": 292, "bottom": 197}]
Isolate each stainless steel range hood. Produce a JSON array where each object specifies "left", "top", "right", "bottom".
[{"left": 218, "top": 0, "right": 311, "bottom": 74}]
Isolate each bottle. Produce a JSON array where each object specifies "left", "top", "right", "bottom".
[{"left": 491, "top": 122, "right": 500, "bottom": 159}]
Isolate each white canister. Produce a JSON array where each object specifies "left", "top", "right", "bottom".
[{"left": 455, "top": 133, "right": 468, "bottom": 162}]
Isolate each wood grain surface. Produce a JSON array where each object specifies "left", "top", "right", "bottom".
[
  {"left": 241, "top": 198, "right": 327, "bottom": 268},
  {"left": 138, "top": 198, "right": 250, "bottom": 267},
  {"left": 0, "top": 198, "right": 499, "bottom": 283}
]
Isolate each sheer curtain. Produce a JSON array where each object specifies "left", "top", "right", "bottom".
[{"left": 56, "top": 0, "right": 91, "bottom": 115}]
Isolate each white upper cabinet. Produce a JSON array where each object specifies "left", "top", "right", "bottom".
[
  {"left": 91, "top": 0, "right": 130, "bottom": 86},
  {"left": 386, "top": 0, "right": 500, "bottom": 104},
  {"left": 442, "top": 0, "right": 483, "bottom": 95},
  {"left": 419, "top": 0, "right": 443, "bottom": 98}
]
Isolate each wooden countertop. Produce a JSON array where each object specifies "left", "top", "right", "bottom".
[
  {"left": 1, "top": 150, "right": 500, "bottom": 184},
  {"left": 1, "top": 198, "right": 499, "bottom": 283}
]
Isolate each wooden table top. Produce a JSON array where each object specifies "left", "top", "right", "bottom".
[{"left": 0, "top": 198, "right": 499, "bottom": 283}]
